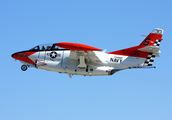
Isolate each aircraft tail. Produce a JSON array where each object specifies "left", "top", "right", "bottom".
[
  {"left": 108, "top": 28, "right": 164, "bottom": 66},
  {"left": 139, "top": 28, "right": 164, "bottom": 66},
  {"left": 138, "top": 28, "right": 164, "bottom": 51}
]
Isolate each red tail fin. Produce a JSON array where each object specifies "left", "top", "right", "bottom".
[
  {"left": 108, "top": 28, "right": 164, "bottom": 58},
  {"left": 139, "top": 28, "right": 163, "bottom": 48}
]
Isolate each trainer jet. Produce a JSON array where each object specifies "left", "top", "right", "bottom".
[{"left": 12, "top": 28, "right": 164, "bottom": 78}]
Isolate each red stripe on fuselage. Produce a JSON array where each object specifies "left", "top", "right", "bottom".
[
  {"left": 108, "top": 46, "right": 149, "bottom": 58},
  {"left": 56, "top": 42, "right": 102, "bottom": 51}
]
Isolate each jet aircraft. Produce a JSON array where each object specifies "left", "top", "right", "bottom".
[{"left": 11, "top": 28, "right": 164, "bottom": 78}]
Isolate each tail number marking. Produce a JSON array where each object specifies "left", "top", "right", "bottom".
[{"left": 122, "top": 50, "right": 140, "bottom": 56}]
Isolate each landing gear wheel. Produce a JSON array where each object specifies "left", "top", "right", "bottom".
[{"left": 21, "top": 65, "right": 27, "bottom": 71}]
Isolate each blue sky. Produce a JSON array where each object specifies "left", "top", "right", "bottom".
[{"left": 1, "top": 0, "right": 172, "bottom": 120}]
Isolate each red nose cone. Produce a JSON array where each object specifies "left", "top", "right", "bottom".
[
  {"left": 11, "top": 52, "right": 28, "bottom": 60},
  {"left": 11, "top": 51, "right": 37, "bottom": 65}
]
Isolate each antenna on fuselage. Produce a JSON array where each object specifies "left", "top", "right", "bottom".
[
  {"left": 102, "top": 49, "right": 107, "bottom": 53},
  {"left": 140, "top": 35, "right": 147, "bottom": 37}
]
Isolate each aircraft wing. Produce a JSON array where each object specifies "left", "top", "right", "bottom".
[{"left": 56, "top": 42, "right": 104, "bottom": 68}]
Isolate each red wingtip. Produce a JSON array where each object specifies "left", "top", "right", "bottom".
[{"left": 56, "top": 42, "right": 102, "bottom": 51}]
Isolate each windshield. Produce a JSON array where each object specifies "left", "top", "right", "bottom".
[
  {"left": 29, "top": 43, "right": 60, "bottom": 51},
  {"left": 30, "top": 46, "right": 39, "bottom": 51}
]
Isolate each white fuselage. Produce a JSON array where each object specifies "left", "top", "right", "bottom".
[{"left": 28, "top": 50, "right": 146, "bottom": 76}]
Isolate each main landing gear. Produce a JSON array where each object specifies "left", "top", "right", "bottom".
[{"left": 21, "top": 65, "right": 28, "bottom": 71}]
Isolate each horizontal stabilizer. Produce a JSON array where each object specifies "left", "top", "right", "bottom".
[{"left": 138, "top": 46, "right": 160, "bottom": 57}]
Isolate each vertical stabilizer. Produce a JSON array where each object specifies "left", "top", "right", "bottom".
[{"left": 139, "top": 28, "right": 164, "bottom": 48}]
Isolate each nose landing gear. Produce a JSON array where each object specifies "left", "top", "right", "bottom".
[{"left": 21, "top": 65, "right": 28, "bottom": 71}]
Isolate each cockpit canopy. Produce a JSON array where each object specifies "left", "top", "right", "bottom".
[{"left": 29, "top": 43, "right": 61, "bottom": 51}]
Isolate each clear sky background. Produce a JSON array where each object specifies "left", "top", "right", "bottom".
[{"left": 1, "top": 0, "right": 172, "bottom": 120}]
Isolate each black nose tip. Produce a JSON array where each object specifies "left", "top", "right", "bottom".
[
  {"left": 11, "top": 52, "right": 18, "bottom": 58},
  {"left": 11, "top": 53, "right": 15, "bottom": 58}
]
